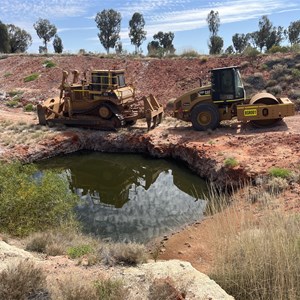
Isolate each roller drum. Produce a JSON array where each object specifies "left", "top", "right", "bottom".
[{"left": 249, "top": 92, "right": 281, "bottom": 127}]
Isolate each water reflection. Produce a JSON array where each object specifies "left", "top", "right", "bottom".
[{"left": 37, "top": 152, "right": 208, "bottom": 243}]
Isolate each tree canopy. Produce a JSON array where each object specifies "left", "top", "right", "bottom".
[
  {"left": 209, "top": 35, "right": 223, "bottom": 55},
  {"left": 7, "top": 24, "right": 32, "bottom": 53},
  {"left": 287, "top": 20, "right": 300, "bottom": 45},
  {"left": 207, "top": 10, "right": 220, "bottom": 36},
  {"left": 53, "top": 35, "right": 63, "bottom": 53},
  {"left": 232, "top": 33, "right": 250, "bottom": 53},
  {"left": 207, "top": 10, "right": 223, "bottom": 54},
  {"left": 33, "top": 18, "right": 57, "bottom": 53},
  {"left": 250, "top": 16, "right": 284, "bottom": 52},
  {"left": 129, "top": 12, "right": 147, "bottom": 54},
  {"left": 0, "top": 21, "right": 9, "bottom": 53},
  {"left": 153, "top": 31, "right": 175, "bottom": 54},
  {"left": 95, "top": 9, "right": 121, "bottom": 54}
]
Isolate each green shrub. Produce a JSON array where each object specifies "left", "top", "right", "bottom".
[
  {"left": 3, "top": 72, "right": 12, "bottom": 78},
  {"left": 0, "top": 261, "right": 48, "bottom": 300},
  {"left": 24, "top": 103, "right": 35, "bottom": 112},
  {"left": 0, "top": 162, "right": 79, "bottom": 236},
  {"left": 67, "top": 244, "right": 94, "bottom": 259},
  {"left": 268, "top": 167, "right": 291, "bottom": 179},
  {"left": 290, "top": 44, "right": 300, "bottom": 53},
  {"left": 224, "top": 157, "right": 238, "bottom": 168},
  {"left": 6, "top": 100, "right": 19, "bottom": 108},
  {"left": 43, "top": 60, "right": 56, "bottom": 68},
  {"left": 8, "top": 90, "right": 23, "bottom": 97},
  {"left": 291, "top": 68, "right": 300, "bottom": 79},
  {"left": 265, "top": 79, "right": 277, "bottom": 88},
  {"left": 268, "top": 45, "right": 289, "bottom": 53},
  {"left": 243, "top": 46, "right": 260, "bottom": 57},
  {"left": 259, "top": 64, "right": 268, "bottom": 71},
  {"left": 24, "top": 73, "right": 39, "bottom": 82}
]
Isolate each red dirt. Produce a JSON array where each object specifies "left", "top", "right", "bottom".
[{"left": 0, "top": 54, "right": 299, "bottom": 275}]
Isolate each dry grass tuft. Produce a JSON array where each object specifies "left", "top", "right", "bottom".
[
  {"left": 26, "top": 229, "right": 97, "bottom": 257},
  {"left": 210, "top": 208, "right": 300, "bottom": 300},
  {"left": 26, "top": 230, "right": 148, "bottom": 266},
  {"left": 51, "top": 275, "right": 128, "bottom": 300},
  {"left": 100, "top": 242, "right": 148, "bottom": 266},
  {"left": 0, "top": 261, "right": 49, "bottom": 300}
]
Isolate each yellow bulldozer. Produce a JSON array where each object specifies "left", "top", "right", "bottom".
[
  {"left": 173, "top": 66, "right": 295, "bottom": 130},
  {"left": 37, "top": 69, "right": 163, "bottom": 131}
]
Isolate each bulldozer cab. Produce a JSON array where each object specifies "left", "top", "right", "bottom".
[
  {"left": 90, "top": 70, "right": 126, "bottom": 92},
  {"left": 211, "top": 67, "right": 245, "bottom": 103}
]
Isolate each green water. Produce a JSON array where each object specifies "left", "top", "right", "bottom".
[{"left": 37, "top": 152, "right": 208, "bottom": 243}]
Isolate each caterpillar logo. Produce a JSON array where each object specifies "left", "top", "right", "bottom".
[{"left": 244, "top": 109, "right": 257, "bottom": 116}]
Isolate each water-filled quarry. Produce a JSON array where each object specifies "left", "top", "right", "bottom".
[{"left": 37, "top": 152, "right": 208, "bottom": 243}]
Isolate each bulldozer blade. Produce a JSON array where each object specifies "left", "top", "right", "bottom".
[{"left": 143, "top": 94, "right": 164, "bottom": 131}]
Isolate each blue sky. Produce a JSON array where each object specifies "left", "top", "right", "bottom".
[{"left": 1, "top": 0, "right": 300, "bottom": 54}]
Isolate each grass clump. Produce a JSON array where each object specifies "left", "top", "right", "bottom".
[
  {"left": 268, "top": 167, "right": 291, "bottom": 179},
  {"left": 6, "top": 100, "right": 19, "bottom": 108},
  {"left": 24, "top": 103, "right": 35, "bottom": 112},
  {"left": 0, "top": 261, "right": 49, "bottom": 300},
  {"left": 210, "top": 213, "right": 300, "bottom": 300},
  {"left": 0, "top": 162, "right": 79, "bottom": 237},
  {"left": 180, "top": 49, "right": 199, "bottom": 57},
  {"left": 52, "top": 275, "right": 128, "bottom": 300},
  {"left": 3, "top": 72, "right": 12, "bottom": 78},
  {"left": 24, "top": 73, "right": 39, "bottom": 82},
  {"left": 224, "top": 157, "right": 238, "bottom": 168},
  {"left": 43, "top": 59, "right": 56, "bottom": 68},
  {"left": 95, "top": 279, "right": 128, "bottom": 300},
  {"left": 101, "top": 242, "right": 148, "bottom": 266},
  {"left": 67, "top": 244, "right": 94, "bottom": 259},
  {"left": 8, "top": 90, "right": 23, "bottom": 97},
  {"left": 26, "top": 229, "right": 148, "bottom": 266},
  {"left": 266, "top": 176, "right": 289, "bottom": 194},
  {"left": 26, "top": 229, "right": 97, "bottom": 257}
]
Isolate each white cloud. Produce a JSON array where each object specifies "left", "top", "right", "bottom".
[
  {"left": 0, "top": 0, "right": 96, "bottom": 19},
  {"left": 106, "top": 0, "right": 299, "bottom": 41},
  {"left": 1, "top": 0, "right": 299, "bottom": 53}
]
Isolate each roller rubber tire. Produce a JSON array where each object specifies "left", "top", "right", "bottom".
[{"left": 191, "top": 103, "right": 220, "bottom": 131}]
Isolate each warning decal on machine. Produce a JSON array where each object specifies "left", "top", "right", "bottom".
[{"left": 244, "top": 109, "right": 257, "bottom": 117}]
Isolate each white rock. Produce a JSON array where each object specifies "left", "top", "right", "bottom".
[{"left": 113, "top": 259, "right": 234, "bottom": 299}]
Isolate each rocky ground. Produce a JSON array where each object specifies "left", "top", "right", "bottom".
[{"left": 0, "top": 54, "right": 300, "bottom": 298}]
